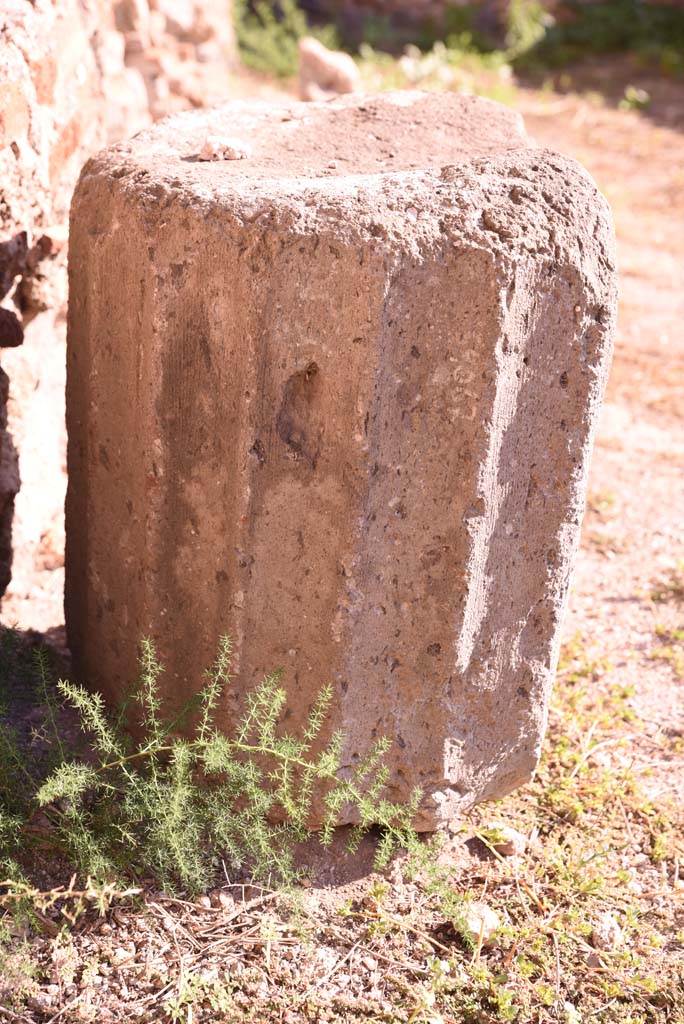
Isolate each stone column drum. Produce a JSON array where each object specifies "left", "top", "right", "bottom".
[{"left": 66, "top": 93, "right": 616, "bottom": 827}]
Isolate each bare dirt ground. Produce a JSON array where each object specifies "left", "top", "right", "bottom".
[
  {"left": 1, "top": 58, "right": 683, "bottom": 1024},
  {"left": 517, "top": 59, "right": 684, "bottom": 796}
]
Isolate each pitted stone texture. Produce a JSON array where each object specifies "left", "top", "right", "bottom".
[{"left": 66, "top": 92, "right": 616, "bottom": 827}]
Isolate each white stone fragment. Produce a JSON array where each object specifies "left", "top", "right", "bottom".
[
  {"left": 486, "top": 823, "right": 528, "bottom": 857},
  {"left": 464, "top": 902, "right": 501, "bottom": 946},
  {"left": 199, "top": 135, "right": 251, "bottom": 161},
  {"left": 591, "top": 911, "right": 623, "bottom": 950}
]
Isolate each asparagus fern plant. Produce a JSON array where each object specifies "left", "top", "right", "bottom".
[{"left": 0, "top": 630, "right": 419, "bottom": 895}]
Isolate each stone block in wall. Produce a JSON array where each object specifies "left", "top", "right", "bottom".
[{"left": 66, "top": 92, "right": 616, "bottom": 826}]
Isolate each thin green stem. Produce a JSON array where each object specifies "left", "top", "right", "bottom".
[
  {"left": 35, "top": 652, "right": 67, "bottom": 763},
  {"left": 98, "top": 740, "right": 323, "bottom": 776},
  {"left": 0, "top": 733, "right": 36, "bottom": 790}
]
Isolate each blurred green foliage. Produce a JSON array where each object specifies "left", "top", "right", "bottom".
[
  {"left": 516, "top": 0, "right": 684, "bottom": 70},
  {"left": 234, "top": 0, "right": 338, "bottom": 77},
  {"left": 234, "top": 0, "right": 684, "bottom": 77}
]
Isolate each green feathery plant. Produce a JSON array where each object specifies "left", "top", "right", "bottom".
[
  {"left": 0, "top": 631, "right": 419, "bottom": 895},
  {"left": 0, "top": 631, "right": 67, "bottom": 887}
]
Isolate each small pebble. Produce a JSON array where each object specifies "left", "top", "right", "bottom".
[
  {"left": 488, "top": 823, "right": 528, "bottom": 857},
  {"left": 218, "top": 889, "right": 235, "bottom": 909},
  {"left": 563, "top": 1002, "right": 582, "bottom": 1024},
  {"left": 591, "top": 911, "right": 622, "bottom": 950},
  {"left": 28, "top": 994, "right": 52, "bottom": 1011},
  {"left": 464, "top": 902, "right": 501, "bottom": 946}
]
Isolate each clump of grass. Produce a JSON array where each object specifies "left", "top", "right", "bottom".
[
  {"left": 650, "top": 624, "right": 684, "bottom": 678},
  {"left": 165, "top": 972, "right": 234, "bottom": 1023},
  {"left": 0, "top": 631, "right": 418, "bottom": 896},
  {"left": 504, "top": 0, "right": 550, "bottom": 59},
  {"left": 0, "top": 921, "right": 39, "bottom": 1010},
  {"left": 651, "top": 562, "right": 684, "bottom": 605},
  {"left": 619, "top": 84, "right": 651, "bottom": 110}
]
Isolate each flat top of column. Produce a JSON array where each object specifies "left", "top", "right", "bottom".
[{"left": 112, "top": 92, "right": 529, "bottom": 185}]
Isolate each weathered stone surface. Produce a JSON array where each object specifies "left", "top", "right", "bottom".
[{"left": 66, "top": 92, "right": 616, "bottom": 827}]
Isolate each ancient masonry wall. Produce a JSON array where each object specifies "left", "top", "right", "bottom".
[{"left": 0, "top": 0, "right": 235, "bottom": 618}]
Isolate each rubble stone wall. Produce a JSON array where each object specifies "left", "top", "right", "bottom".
[{"left": 0, "top": 0, "right": 235, "bottom": 611}]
